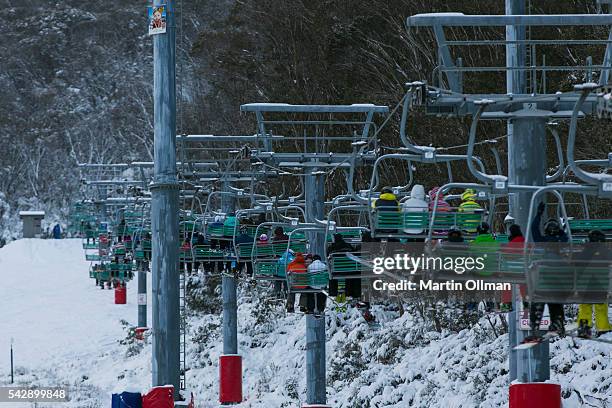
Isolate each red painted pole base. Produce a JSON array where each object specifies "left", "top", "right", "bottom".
[
  {"left": 135, "top": 327, "right": 149, "bottom": 340},
  {"left": 509, "top": 383, "right": 561, "bottom": 408},
  {"left": 219, "top": 354, "right": 242, "bottom": 404},
  {"left": 114, "top": 284, "right": 127, "bottom": 304},
  {"left": 142, "top": 385, "right": 174, "bottom": 408}
]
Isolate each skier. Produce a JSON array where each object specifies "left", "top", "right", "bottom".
[
  {"left": 576, "top": 230, "right": 612, "bottom": 338},
  {"left": 401, "top": 184, "right": 428, "bottom": 235},
  {"left": 473, "top": 222, "right": 495, "bottom": 243},
  {"left": 235, "top": 226, "right": 254, "bottom": 276},
  {"left": 508, "top": 223, "right": 525, "bottom": 246},
  {"left": 304, "top": 254, "right": 327, "bottom": 314},
  {"left": 458, "top": 189, "right": 482, "bottom": 212},
  {"left": 446, "top": 227, "right": 465, "bottom": 244},
  {"left": 327, "top": 233, "right": 356, "bottom": 298},
  {"left": 209, "top": 215, "right": 223, "bottom": 231},
  {"left": 428, "top": 186, "right": 451, "bottom": 212},
  {"left": 374, "top": 186, "right": 399, "bottom": 236},
  {"left": 428, "top": 186, "right": 451, "bottom": 237},
  {"left": 276, "top": 248, "right": 295, "bottom": 293},
  {"left": 223, "top": 213, "right": 237, "bottom": 237},
  {"left": 180, "top": 237, "right": 193, "bottom": 274},
  {"left": 458, "top": 189, "right": 483, "bottom": 233},
  {"left": 327, "top": 233, "right": 353, "bottom": 255},
  {"left": 286, "top": 252, "right": 307, "bottom": 313},
  {"left": 500, "top": 224, "right": 526, "bottom": 311},
  {"left": 257, "top": 233, "right": 269, "bottom": 245},
  {"left": 374, "top": 186, "right": 399, "bottom": 209},
  {"left": 287, "top": 252, "right": 308, "bottom": 289},
  {"left": 526, "top": 202, "right": 568, "bottom": 341},
  {"left": 272, "top": 226, "right": 289, "bottom": 242},
  {"left": 52, "top": 223, "right": 62, "bottom": 239},
  {"left": 192, "top": 232, "right": 207, "bottom": 274}
]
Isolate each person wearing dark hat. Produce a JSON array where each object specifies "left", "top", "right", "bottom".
[
  {"left": 473, "top": 222, "right": 495, "bottom": 243},
  {"left": 526, "top": 202, "right": 568, "bottom": 339},
  {"left": 374, "top": 186, "right": 399, "bottom": 210},
  {"left": 374, "top": 187, "right": 399, "bottom": 237},
  {"left": 327, "top": 233, "right": 354, "bottom": 254},
  {"left": 272, "top": 226, "right": 289, "bottom": 242}
]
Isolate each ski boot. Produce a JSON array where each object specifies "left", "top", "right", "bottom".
[
  {"left": 355, "top": 301, "right": 376, "bottom": 324},
  {"left": 362, "top": 309, "right": 376, "bottom": 323},
  {"left": 578, "top": 319, "right": 592, "bottom": 339},
  {"left": 543, "top": 322, "right": 564, "bottom": 341},
  {"left": 334, "top": 293, "right": 348, "bottom": 313}
]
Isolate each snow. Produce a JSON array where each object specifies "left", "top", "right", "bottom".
[
  {"left": 0, "top": 239, "right": 148, "bottom": 406},
  {"left": 1, "top": 239, "right": 612, "bottom": 407}
]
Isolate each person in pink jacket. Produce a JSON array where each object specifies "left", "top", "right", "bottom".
[{"left": 428, "top": 186, "right": 451, "bottom": 212}]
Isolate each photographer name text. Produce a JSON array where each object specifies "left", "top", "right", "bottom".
[{"left": 372, "top": 279, "right": 511, "bottom": 292}]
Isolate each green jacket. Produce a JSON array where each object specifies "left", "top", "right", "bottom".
[{"left": 473, "top": 233, "right": 495, "bottom": 243}]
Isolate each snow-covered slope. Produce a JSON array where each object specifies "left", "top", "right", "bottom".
[
  {"left": 1, "top": 239, "right": 612, "bottom": 407},
  {"left": 0, "top": 239, "right": 148, "bottom": 407}
]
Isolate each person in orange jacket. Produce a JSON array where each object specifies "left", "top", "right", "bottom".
[
  {"left": 287, "top": 252, "right": 307, "bottom": 288},
  {"left": 286, "top": 252, "right": 307, "bottom": 312}
]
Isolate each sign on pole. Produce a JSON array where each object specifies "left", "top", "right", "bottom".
[{"left": 148, "top": 5, "right": 167, "bottom": 36}]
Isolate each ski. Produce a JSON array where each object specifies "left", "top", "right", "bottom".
[
  {"left": 514, "top": 324, "right": 579, "bottom": 350},
  {"left": 514, "top": 332, "right": 560, "bottom": 350},
  {"left": 569, "top": 334, "right": 612, "bottom": 345}
]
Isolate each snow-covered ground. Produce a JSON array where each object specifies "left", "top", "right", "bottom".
[
  {"left": 0, "top": 239, "right": 150, "bottom": 407},
  {"left": 1, "top": 239, "right": 612, "bottom": 407}
]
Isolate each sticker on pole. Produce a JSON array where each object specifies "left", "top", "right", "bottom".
[
  {"left": 148, "top": 5, "right": 167, "bottom": 35},
  {"left": 518, "top": 302, "right": 550, "bottom": 331},
  {"left": 138, "top": 293, "right": 147, "bottom": 306}
]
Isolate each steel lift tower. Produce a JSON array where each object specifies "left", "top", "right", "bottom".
[
  {"left": 151, "top": 0, "right": 181, "bottom": 399},
  {"left": 406, "top": 2, "right": 612, "bottom": 405}
]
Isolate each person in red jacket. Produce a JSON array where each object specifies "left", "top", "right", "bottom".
[
  {"left": 181, "top": 237, "right": 193, "bottom": 274},
  {"left": 500, "top": 224, "right": 525, "bottom": 310}
]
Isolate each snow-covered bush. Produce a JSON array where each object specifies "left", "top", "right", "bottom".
[{"left": 186, "top": 274, "right": 222, "bottom": 315}]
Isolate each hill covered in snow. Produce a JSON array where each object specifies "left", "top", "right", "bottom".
[{"left": 1, "top": 239, "right": 612, "bottom": 407}]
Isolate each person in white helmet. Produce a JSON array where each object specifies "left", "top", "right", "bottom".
[{"left": 401, "top": 184, "right": 428, "bottom": 235}]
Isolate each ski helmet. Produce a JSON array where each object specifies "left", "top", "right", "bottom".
[
  {"left": 544, "top": 219, "right": 561, "bottom": 236},
  {"left": 588, "top": 229, "right": 606, "bottom": 243}
]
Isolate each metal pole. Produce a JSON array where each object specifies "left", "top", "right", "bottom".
[
  {"left": 10, "top": 339, "right": 14, "bottom": 384},
  {"left": 138, "top": 263, "right": 147, "bottom": 328},
  {"left": 151, "top": 0, "right": 180, "bottom": 398},
  {"left": 510, "top": 118, "right": 549, "bottom": 383},
  {"left": 222, "top": 276, "right": 238, "bottom": 354},
  {"left": 506, "top": 0, "right": 525, "bottom": 383},
  {"left": 506, "top": 0, "right": 550, "bottom": 384},
  {"left": 305, "top": 169, "right": 327, "bottom": 405},
  {"left": 222, "top": 182, "right": 238, "bottom": 355}
]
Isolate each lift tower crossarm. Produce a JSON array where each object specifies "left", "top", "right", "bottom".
[
  {"left": 240, "top": 103, "right": 388, "bottom": 113},
  {"left": 176, "top": 134, "right": 284, "bottom": 142},
  {"left": 131, "top": 161, "right": 218, "bottom": 168},
  {"left": 407, "top": 13, "right": 612, "bottom": 27}
]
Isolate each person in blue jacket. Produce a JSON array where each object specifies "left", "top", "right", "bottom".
[{"left": 52, "top": 223, "right": 62, "bottom": 239}]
